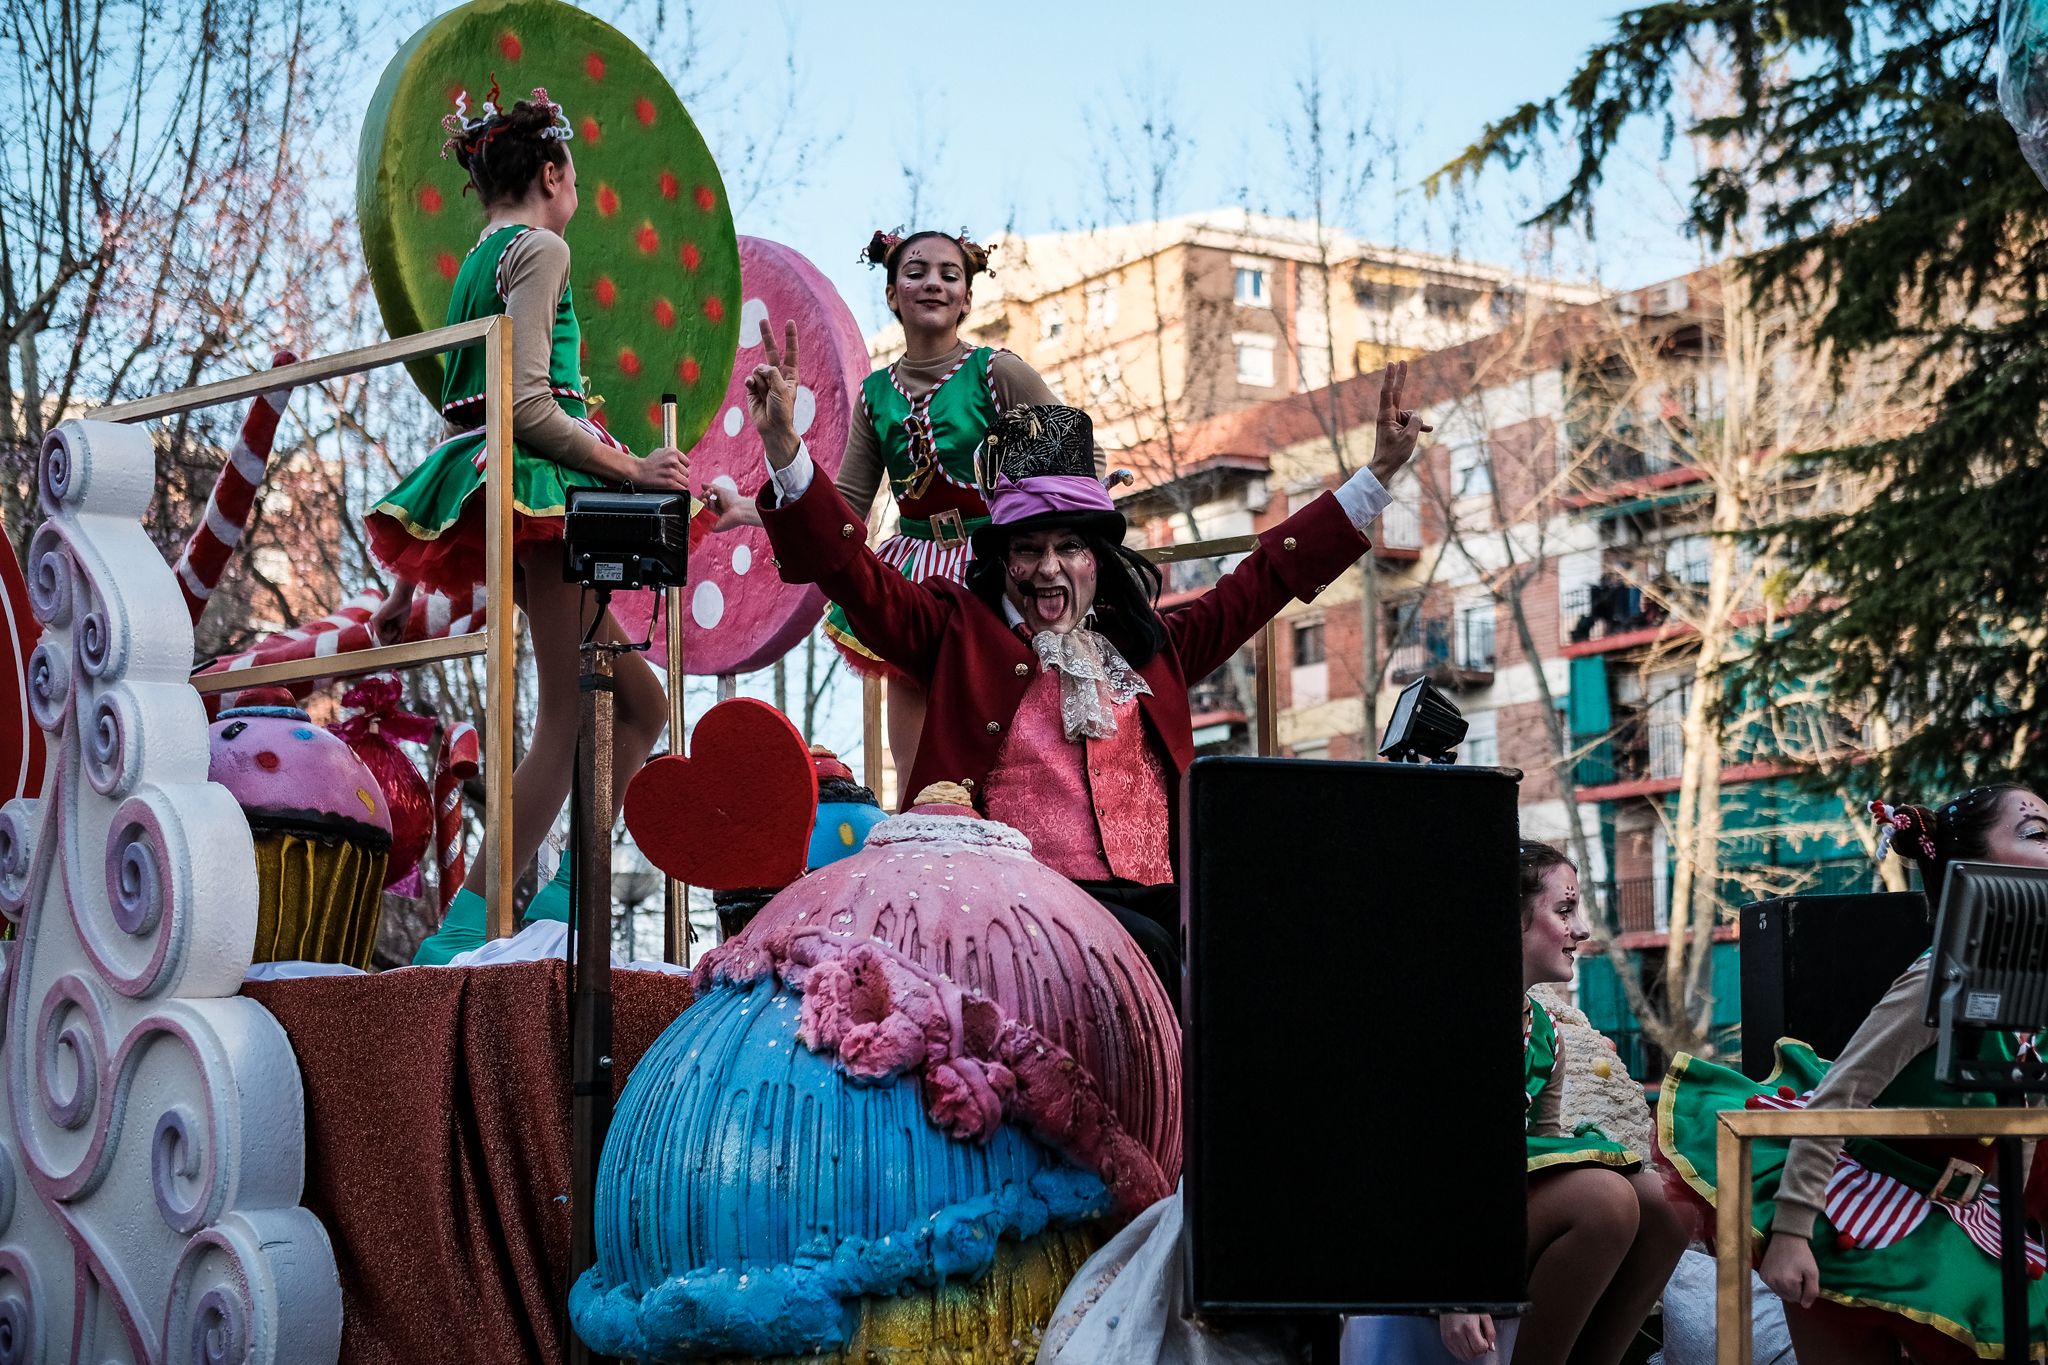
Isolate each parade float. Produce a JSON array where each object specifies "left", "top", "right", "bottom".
[{"left": 0, "top": 1, "right": 1185, "bottom": 1360}]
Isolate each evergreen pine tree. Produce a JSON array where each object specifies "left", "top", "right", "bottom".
[{"left": 1438, "top": 1, "right": 2048, "bottom": 793}]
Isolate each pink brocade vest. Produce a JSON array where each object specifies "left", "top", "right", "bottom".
[{"left": 981, "top": 669, "right": 1174, "bottom": 885}]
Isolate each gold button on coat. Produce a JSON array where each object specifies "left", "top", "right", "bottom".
[
  {"left": 1283, "top": 536, "right": 1298, "bottom": 550},
  {"left": 986, "top": 721, "right": 1001, "bottom": 734},
  {"left": 1014, "top": 662, "right": 1030, "bottom": 676},
  {"left": 840, "top": 524, "right": 856, "bottom": 538}
]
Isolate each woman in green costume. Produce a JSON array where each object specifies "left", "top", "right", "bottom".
[
  {"left": 706, "top": 229, "right": 1059, "bottom": 773},
  {"left": 1659, "top": 784, "right": 2048, "bottom": 1363},
  {"left": 363, "top": 88, "right": 690, "bottom": 962},
  {"left": 1432, "top": 841, "right": 1689, "bottom": 1364}
]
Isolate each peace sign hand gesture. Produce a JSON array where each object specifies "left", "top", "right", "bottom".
[
  {"left": 746, "top": 317, "right": 803, "bottom": 469},
  {"left": 1368, "top": 359, "right": 1432, "bottom": 484}
]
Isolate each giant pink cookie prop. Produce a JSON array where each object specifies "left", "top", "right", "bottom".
[{"left": 614, "top": 236, "right": 865, "bottom": 676}]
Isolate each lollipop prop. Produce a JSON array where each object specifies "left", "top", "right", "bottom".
[{"left": 661, "top": 392, "right": 690, "bottom": 965}]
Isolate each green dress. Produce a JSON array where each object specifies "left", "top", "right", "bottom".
[
  {"left": 823, "top": 346, "right": 1001, "bottom": 670},
  {"left": 365, "top": 225, "right": 623, "bottom": 596},
  {"left": 1660, "top": 1029, "right": 2048, "bottom": 1356},
  {"left": 1526, "top": 995, "right": 1644, "bottom": 1173}
]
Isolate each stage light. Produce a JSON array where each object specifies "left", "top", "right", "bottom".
[{"left": 1377, "top": 677, "right": 1469, "bottom": 764}]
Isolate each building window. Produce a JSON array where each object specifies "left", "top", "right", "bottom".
[
  {"left": 1292, "top": 739, "right": 1330, "bottom": 762},
  {"left": 1293, "top": 619, "right": 1326, "bottom": 667},
  {"left": 1354, "top": 278, "right": 1393, "bottom": 312},
  {"left": 1461, "top": 708, "right": 1499, "bottom": 767},
  {"left": 1455, "top": 596, "right": 1496, "bottom": 671},
  {"left": 1038, "top": 300, "right": 1065, "bottom": 341},
  {"left": 1085, "top": 278, "right": 1119, "bottom": 330},
  {"left": 1233, "top": 333, "right": 1276, "bottom": 387},
  {"left": 1449, "top": 441, "right": 1493, "bottom": 498},
  {"left": 1084, "top": 351, "right": 1123, "bottom": 403},
  {"left": 1234, "top": 264, "right": 1270, "bottom": 309}
]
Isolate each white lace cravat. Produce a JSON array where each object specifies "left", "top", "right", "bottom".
[{"left": 1031, "top": 627, "right": 1152, "bottom": 740}]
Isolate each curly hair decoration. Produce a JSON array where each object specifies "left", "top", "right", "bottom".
[
  {"left": 860, "top": 226, "right": 996, "bottom": 280},
  {"left": 438, "top": 80, "right": 574, "bottom": 201}
]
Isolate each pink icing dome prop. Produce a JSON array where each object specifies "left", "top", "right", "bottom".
[
  {"left": 208, "top": 706, "right": 393, "bottom": 839},
  {"left": 613, "top": 235, "right": 867, "bottom": 676},
  {"left": 694, "top": 797, "right": 1182, "bottom": 1188}
]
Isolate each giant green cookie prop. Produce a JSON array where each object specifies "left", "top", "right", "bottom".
[{"left": 359, "top": 0, "right": 740, "bottom": 455}]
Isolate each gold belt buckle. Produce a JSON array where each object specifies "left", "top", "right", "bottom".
[
  {"left": 1932, "top": 1157, "right": 1986, "bottom": 1207},
  {"left": 930, "top": 508, "right": 968, "bottom": 549}
]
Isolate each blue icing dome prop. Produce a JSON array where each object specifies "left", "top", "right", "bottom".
[
  {"left": 804, "top": 744, "right": 884, "bottom": 872},
  {"left": 571, "top": 971, "right": 1109, "bottom": 1360}
]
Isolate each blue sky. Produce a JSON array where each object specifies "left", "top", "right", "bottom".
[{"left": 357, "top": 0, "right": 1709, "bottom": 334}]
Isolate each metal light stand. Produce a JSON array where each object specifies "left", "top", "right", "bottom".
[
  {"left": 660, "top": 396, "right": 691, "bottom": 967},
  {"left": 568, "top": 603, "right": 630, "bottom": 1365}
]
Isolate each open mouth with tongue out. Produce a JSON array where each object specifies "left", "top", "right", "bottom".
[{"left": 1022, "top": 583, "right": 1073, "bottom": 629}]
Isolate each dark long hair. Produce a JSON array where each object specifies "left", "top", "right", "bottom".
[
  {"left": 965, "top": 532, "right": 1168, "bottom": 668},
  {"left": 1876, "top": 783, "right": 2030, "bottom": 899},
  {"left": 1518, "top": 839, "right": 1575, "bottom": 928}
]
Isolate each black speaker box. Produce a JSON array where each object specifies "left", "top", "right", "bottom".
[
  {"left": 1183, "top": 757, "right": 1527, "bottom": 1314},
  {"left": 1739, "top": 892, "right": 1932, "bottom": 1080}
]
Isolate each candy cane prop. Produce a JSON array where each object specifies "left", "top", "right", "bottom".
[
  {"left": 433, "top": 720, "right": 481, "bottom": 916},
  {"left": 173, "top": 349, "right": 298, "bottom": 623},
  {"left": 194, "top": 584, "right": 489, "bottom": 711}
]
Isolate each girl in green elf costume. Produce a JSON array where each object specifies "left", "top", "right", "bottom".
[
  {"left": 1659, "top": 784, "right": 2048, "bottom": 1364},
  {"left": 364, "top": 87, "right": 690, "bottom": 962},
  {"left": 707, "top": 229, "right": 1059, "bottom": 773},
  {"left": 1432, "top": 842, "right": 1689, "bottom": 1365}
]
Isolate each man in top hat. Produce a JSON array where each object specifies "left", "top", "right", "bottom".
[{"left": 713, "top": 322, "right": 1430, "bottom": 984}]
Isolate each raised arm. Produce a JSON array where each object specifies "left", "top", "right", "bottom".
[
  {"left": 735, "top": 319, "right": 954, "bottom": 677},
  {"left": 1167, "top": 361, "right": 1430, "bottom": 680}
]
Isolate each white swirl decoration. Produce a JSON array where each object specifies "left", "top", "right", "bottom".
[{"left": 0, "top": 420, "right": 339, "bottom": 1363}]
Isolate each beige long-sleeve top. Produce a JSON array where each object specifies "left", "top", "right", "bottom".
[
  {"left": 1771, "top": 956, "right": 2040, "bottom": 1238},
  {"left": 450, "top": 227, "right": 609, "bottom": 474},
  {"left": 834, "top": 342, "right": 1059, "bottom": 520}
]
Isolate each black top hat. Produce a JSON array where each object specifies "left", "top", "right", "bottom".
[{"left": 970, "top": 404, "right": 1125, "bottom": 558}]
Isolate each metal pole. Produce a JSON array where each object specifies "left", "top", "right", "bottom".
[
  {"left": 863, "top": 675, "right": 885, "bottom": 797},
  {"left": 1714, "top": 1113, "right": 1753, "bottom": 1365},
  {"left": 718, "top": 672, "right": 737, "bottom": 702},
  {"left": 659, "top": 394, "right": 689, "bottom": 967},
  {"left": 1253, "top": 620, "right": 1279, "bottom": 757},
  {"left": 1999, "top": 1118, "right": 2029, "bottom": 1360},
  {"left": 483, "top": 314, "right": 517, "bottom": 938},
  {"left": 569, "top": 638, "right": 618, "bottom": 1365}
]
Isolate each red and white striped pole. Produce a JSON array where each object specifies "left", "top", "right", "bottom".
[
  {"left": 432, "top": 721, "right": 481, "bottom": 917},
  {"left": 173, "top": 350, "right": 297, "bottom": 624}
]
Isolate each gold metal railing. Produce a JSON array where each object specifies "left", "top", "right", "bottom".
[
  {"left": 1712, "top": 1106, "right": 2048, "bottom": 1365},
  {"left": 95, "top": 315, "right": 521, "bottom": 937}
]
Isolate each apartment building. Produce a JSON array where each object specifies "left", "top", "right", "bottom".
[{"left": 869, "top": 210, "right": 1602, "bottom": 454}]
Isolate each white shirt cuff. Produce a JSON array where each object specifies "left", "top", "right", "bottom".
[
  {"left": 1333, "top": 466, "right": 1392, "bottom": 531},
  {"left": 768, "top": 442, "right": 814, "bottom": 503}
]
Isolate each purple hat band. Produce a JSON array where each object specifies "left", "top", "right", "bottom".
[{"left": 987, "top": 473, "right": 1117, "bottom": 526}]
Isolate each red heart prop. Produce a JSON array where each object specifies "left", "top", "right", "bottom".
[{"left": 624, "top": 698, "right": 818, "bottom": 891}]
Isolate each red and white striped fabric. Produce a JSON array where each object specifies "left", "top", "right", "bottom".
[
  {"left": 194, "top": 584, "right": 489, "bottom": 712},
  {"left": 1824, "top": 1155, "right": 2047, "bottom": 1270},
  {"left": 873, "top": 532, "right": 973, "bottom": 588},
  {"left": 173, "top": 350, "right": 297, "bottom": 622},
  {"left": 433, "top": 721, "right": 480, "bottom": 915}
]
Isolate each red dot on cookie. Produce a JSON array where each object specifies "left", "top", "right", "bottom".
[
  {"left": 636, "top": 223, "right": 660, "bottom": 255},
  {"left": 436, "top": 251, "right": 460, "bottom": 281},
  {"left": 680, "top": 242, "right": 701, "bottom": 272},
  {"left": 658, "top": 170, "right": 679, "bottom": 200},
  {"left": 679, "top": 357, "right": 701, "bottom": 385},
  {"left": 498, "top": 32, "right": 522, "bottom": 60},
  {"left": 584, "top": 52, "right": 606, "bottom": 80},
  {"left": 635, "top": 96, "right": 657, "bottom": 127},
  {"left": 256, "top": 751, "right": 281, "bottom": 772},
  {"left": 618, "top": 348, "right": 642, "bottom": 377},
  {"left": 579, "top": 339, "right": 589, "bottom": 362},
  {"left": 596, "top": 184, "right": 619, "bottom": 217},
  {"left": 594, "top": 276, "right": 617, "bottom": 308},
  {"left": 703, "top": 296, "right": 725, "bottom": 323},
  {"left": 647, "top": 401, "right": 663, "bottom": 428},
  {"left": 580, "top": 117, "right": 601, "bottom": 144},
  {"left": 653, "top": 298, "right": 677, "bottom": 328},
  {"left": 419, "top": 185, "right": 444, "bottom": 214},
  {"left": 693, "top": 184, "right": 716, "bottom": 212}
]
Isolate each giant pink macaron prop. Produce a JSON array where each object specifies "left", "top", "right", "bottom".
[{"left": 614, "top": 236, "right": 866, "bottom": 676}]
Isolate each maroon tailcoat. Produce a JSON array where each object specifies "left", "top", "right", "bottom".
[{"left": 760, "top": 476, "right": 1372, "bottom": 827}]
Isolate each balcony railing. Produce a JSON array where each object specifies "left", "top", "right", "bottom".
[
  {"left": 1604, "top": 859, "right": 1881, "bottom": 938},
  {"left": 1387, "top": 612, "right": 1496, "bottom": 689}
]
